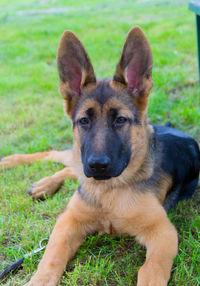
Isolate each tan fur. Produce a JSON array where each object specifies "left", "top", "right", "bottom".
[
  {"left": 74, "top": 98, "right": 100, "bottom": 119},
  {"left": 1, "top": 26, "right": 179, "bottom": 286},
  {"left": 61, "top": 82, "right": 97, "bottom": 118},
  {"left": 0, "top": 152, "right": 52, "bottom": 169},
  {"left": 103, "top": 97, "right": 135, "bottom": 118},
  {"left": 0, "top": 150, "right": 74, "bottom": 169},
  {"left": 24, "top": 189, "right": 177, "bottom": 286},
  {"left": 0, "top": 150, "right": 76, "bottom": 199},
  {"left": 157, "top": 177, "right": 173, "bottom": 204},
  {"left": 29, "top": 167, "right": 76, "bottom": 200}
]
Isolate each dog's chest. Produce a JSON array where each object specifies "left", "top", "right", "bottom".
[
  {"left": 98, "top": 218, "right": 117, "bottom": 236},
  {"left": 94, "top": 186, "right": 144, "bottom": 235}
]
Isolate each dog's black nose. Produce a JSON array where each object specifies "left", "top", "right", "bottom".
[{"left": 88, "top": 155, "right": 111, "bottom": 173}]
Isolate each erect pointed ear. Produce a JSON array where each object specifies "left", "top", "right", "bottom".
[
  {"left": 57, "top": 31, "right": 96, "bottom": 117},
  {"left": 113, "top": 26, "right": 153, "bottom": 112}
]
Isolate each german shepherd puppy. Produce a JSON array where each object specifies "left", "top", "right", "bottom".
[{"left": 1, "top": 26, "right": 199, "bottom": 286}]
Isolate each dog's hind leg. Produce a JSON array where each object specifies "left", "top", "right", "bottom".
[
  {"left": 0, "top": 150, "right": 76, "bottom": 199},
  {"left": 0, "top": 150, "right": 73, "bottom": 169},
  {"left": 29, "top": 166, "right": 77, "bottom": 200}
]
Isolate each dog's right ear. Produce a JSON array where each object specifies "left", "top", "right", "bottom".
[{"left": 57, "top": 31, "right": 96, "bottom": 118}]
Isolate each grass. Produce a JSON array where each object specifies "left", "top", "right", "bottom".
[{"left": 0, "top": 0, "right": 200, "bottom": 285}]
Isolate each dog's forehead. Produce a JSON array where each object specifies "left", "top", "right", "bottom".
[
  {"left": 74, "top": 80, "right": 135, "bottom": 119},
  {"left": 88, "top": 80, "right": 117, "bottom": 104}
]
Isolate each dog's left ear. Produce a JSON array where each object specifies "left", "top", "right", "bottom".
[{"left": 113, "top": 26, "right": 153, "bottom": 112}]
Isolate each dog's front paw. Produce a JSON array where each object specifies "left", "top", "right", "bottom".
[
  {"left": 24, "top": 275, "right": 58, "bottom": 286},
  {"left": 137, "top": 261, "right": 169, "bottom": 286},
  {"left": 28, "top": 176, "right": 63, "bottom": 200}
]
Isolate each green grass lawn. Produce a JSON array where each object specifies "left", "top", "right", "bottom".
[{"left": 0, "top": 0, "right": 200, "bottom": 285}]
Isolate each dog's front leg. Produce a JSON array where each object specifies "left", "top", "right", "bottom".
[
  {"left": 135, "top": 196, "right": 178, "bottom": 286},
  {"left": 24, "top": 192, "right": 99, "bottom": 286},
  {"left": 119, "top": 193, "right": 178, "bottom": 286},
  {"left": 136, "top": 218, "right": 178, "bottom": 286}
]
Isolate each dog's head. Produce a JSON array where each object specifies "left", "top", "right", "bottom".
[{"left": 57, "top": 26, "right": 153, "bottom": 181}]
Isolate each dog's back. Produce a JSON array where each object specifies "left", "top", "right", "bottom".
[{"left": 152, "top": 125, "right": 200, "bottom": 210}]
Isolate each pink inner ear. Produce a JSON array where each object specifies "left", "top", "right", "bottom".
[
  {"left": 126, "top": 58, "right": 141, "bottom": 92},
  {"left": 69, "top": 62, "right": 82, "bottom": 96}
]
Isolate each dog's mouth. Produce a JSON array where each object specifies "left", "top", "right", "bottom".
[
  {"left": 93, "top": 175, "right": 112, "bottom": 180},
  {"left": 84, "top": 164, "right": 127, "bottom": 181}
]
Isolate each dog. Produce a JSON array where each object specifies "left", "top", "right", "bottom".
[{"left": 1, "top": 26, "right": 199, "bottom": 286}]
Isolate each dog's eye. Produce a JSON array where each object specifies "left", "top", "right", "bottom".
[
  {"left": 115, "top": 116, "right": 127, "bottom": 126},
  {"left": 79, "top": 117, "right": 90, "bottom": 126}
]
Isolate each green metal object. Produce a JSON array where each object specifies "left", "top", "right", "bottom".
[{"left": 189, "top": 0, "right": 200, "bottom": 83}]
